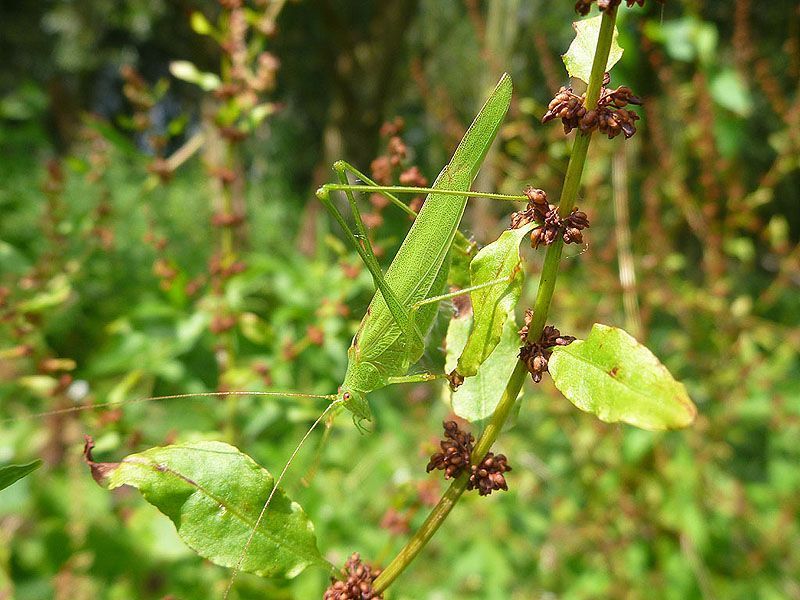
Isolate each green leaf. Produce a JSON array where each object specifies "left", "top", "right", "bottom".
[
  {"left": 563, "top": 15, "right": 624, "bottom": 83},
  {"left": 549, "top": 324, "right": 697, "bottom": 431},
  {"left": 455, "top": 223, "right": 534, "bottom": 379},
  {"left": 0, "top": 460, "right": 43, "bottom": 492},
  {"left": 169, "top": 61, "right": 221, "bottom": 91},
  {"left": 710, "top": 69, "right": 753, "bottom": 117},
  {"left": 17, "top": 274, "right": 71, "bottom": 313},
  {"left": 249, "top": 103, "right": 277, "bottom": 127},
  {"left": 93, "top": 441, "right": 330, "bottom": 578},
  {"left": 445, "top": 309, "right": 522, "bottom": 424},
  {"left": 644, "top": 16, "right": 718, "bottom": 65},
  {"left": 447, "top": 235, "right": 476, "bottom": 289},
  {"left": 190, "top": 12, "right": 215, "bottom": 36}
]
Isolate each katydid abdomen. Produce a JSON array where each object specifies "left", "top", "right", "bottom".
[{"left": 338, "top": 73, "right": 513, "bottom": 421}]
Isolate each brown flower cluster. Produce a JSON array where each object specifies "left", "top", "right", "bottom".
[
  {"left": 426, "top": 421, "right": 474, "bottom": 480},
  {"left": 510, "top": 187, "right": 590, "bottom": 248},
  {"left": 542, "top": 77, "right": 642, "bottom": 139},
  {"left": 120, "top": 66, "right": 174, "bottom": 181},
  {"left": 120, "top": 65, "right": 155, "bottom": 133},
  {"left": 214, "top": 4, "right": 279, "bottom": 110},
  {"left": 562, "top": 209, "right": 591, "bottom": 244},
  {"left": 467, "top": 452, "right": 513, "bottom": 496},
  {"left": 323, "top": 553, "right": 383, "bottom": 600},
  {"left": 427, "top": 422, "right": 514, "bottom": 496},
  {"left": 575, "top": 0, "right": 664, "bottom": 15},
  {"left": 518, "top": 311, "right": 576, "bottom": 383},
  {"left": 366, "top": 118, "right": 429, "bottom": 227}
]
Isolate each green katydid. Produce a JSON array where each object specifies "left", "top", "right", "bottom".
[
  {"left": 3, "top": 73, "right": 536, "bottom": 593},
  {"left": 315, "top": 72, "right": 523, "bottom": 425},
  {"left": 221, "top": 71, "right": 535, "bottom": 594}
]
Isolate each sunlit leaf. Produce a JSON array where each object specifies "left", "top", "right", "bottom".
[
  {"left": 563, "top": 15, "right": 624, "bottom": 83},
  {"left": 549, "top": 324, "right": 697, "bottom": 430},
  {"left": 249, "top": 103, "right": 277, "bottom": 127},
  {"left": 0, "top": 460, "right": 43, "bottom": 492},
  {"left": 454, "top": 223, "right": 533, "bottom": 379},
  {"left": 89, "top": 440, "right": 331, "bottom": 578},
  {"left": 190, "top": 12, "right": 214, "bottom": 36},
  {"left": 445, "top": 309, "right": 522, "bottom": 424},
  {"left": 710, "top": 69, "right": 753, "bottom": 117}
]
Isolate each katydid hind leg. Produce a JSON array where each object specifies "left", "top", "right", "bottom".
[
  {"left": 334, "top": 159, "right": 417, "bottom": 218},
  {"left": 316, "top": 182, "right": 417, "bottom": 345},
  {"left": 333, "top": 162, "right": 378, "bottom": 266}
]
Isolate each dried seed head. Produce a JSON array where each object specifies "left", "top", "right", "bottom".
[
  {"left": 447, "top": 369, "right": 466, "bottom": 390},
  {"left": 517, "top": 308, "right": 534, "bottom": 341},
  {"left": 380, "top": 507, "right": 410, "bottom": 535},
  {"left": 562, "top": 208, "right": 590, "bottom": 244},
  {"left": 577, "top": 0, "right": 662, "bottom": 14},
  {"left": 519, "top": 321, "right": 576, "bottom": 383},
  {"left": 399, "top": 166, "right": 428, "bottom": 187},
  {"left": 379, "top": 117, "right": 405, "bottom": 138},
  {"left": 467, "top": 452, "right": 513, "bottom": 496},
  {"left": 387, "top": 136, "right": 407, "bottom": 160},
  {"left": 529, "top": 205, "right": 562, "bottom": 249},
  {"left": 510, "top": 187, "right": 550, "bottom": 230},
  {"left": 575, "top": 0, "right": 594, "bottom": 15},
  {"left": 323, "top": 553, "right": 383, "bottom": 600},
  {"left": 523, "top": 186, "right": 548, "bottom": 205},
  {"left": 543, "top": 75, "right": 642, "bottom": 141},
  {"left": 427, "top": 421, "right": 474, "bottom": 480},
  {"left": 370, "top": 156, "right": 392, "bottom": 185}
]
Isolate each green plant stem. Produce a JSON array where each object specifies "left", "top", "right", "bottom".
[{"left": 372, "top": 8, "right": 618, "bottom": 595}]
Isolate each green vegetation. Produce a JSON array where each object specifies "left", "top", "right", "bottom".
[{"left": 1, "top": 1, "right": 798, "bottom": 599}]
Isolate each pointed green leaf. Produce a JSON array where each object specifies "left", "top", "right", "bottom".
[
  {"left": 95, "top": 441, "right": 329, "bottom": 578},
  {"left": 455, "top": 223, "right": 534, "bottom": 378},
  {"left": 549, "top": 324, "right": 697, "bottom": 431},
  {"left": 0, "top": 459, "right": 43, "bottom": 492},
  {"left": 190, "top": 12, "right": 215, "bottom": 36},
  {"left": 563, "top": 15, "right": 624, "bottom": 83},
  {"left": 445, "top": 310, "right": 522, "bottom": 424}
]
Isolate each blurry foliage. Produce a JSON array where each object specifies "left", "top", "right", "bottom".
[{"left": 1, "top": 0, "right": 799, "bottom": 598}]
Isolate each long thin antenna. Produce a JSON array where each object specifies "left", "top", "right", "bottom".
[
  {"left": 223, "top": 399, "right": 342, "bottom": 598},
  {"left": 0, "top": 391, "right": 336, "bottom": 424}
]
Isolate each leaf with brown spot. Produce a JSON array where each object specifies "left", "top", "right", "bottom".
[{"left": 549, "top": 324, "right": 697, "bottom": 431}]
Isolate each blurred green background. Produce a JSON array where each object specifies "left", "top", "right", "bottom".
[{"left": 1, "top": 1, "right": 799, "bottom": 598}]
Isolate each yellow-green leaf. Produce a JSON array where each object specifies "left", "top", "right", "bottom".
[
  {"left": 445, "top": 309, "right": 522, "bottom": 424},
  {"left": 562, "top": 15, "right": 624, "bottom": 83},
  {"left": 455, "top": 223, "right": 534, "bottom": 379},
  {"left": 549, "top": 324, "right": 697, "bottom": 431}
]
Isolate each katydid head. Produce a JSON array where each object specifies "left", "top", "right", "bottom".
[{"left": 338, "top": 388, "right": 372, "bottom": 430}]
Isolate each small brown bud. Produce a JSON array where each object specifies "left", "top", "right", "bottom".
[
  {"left": 427, "top": 421, "right": 474, "bottom": 480},
  {"left": 306, "top": 325, "right": 324, "bottom": 346},
  {"left": 323, "top": 553, "right": 383, "bottom": 600},
  {"left": 370, "top": 156, "right": 392, "bottom": 185},
  {"left": 467, "top": 452, "right": 512, "bottom": 496}
]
